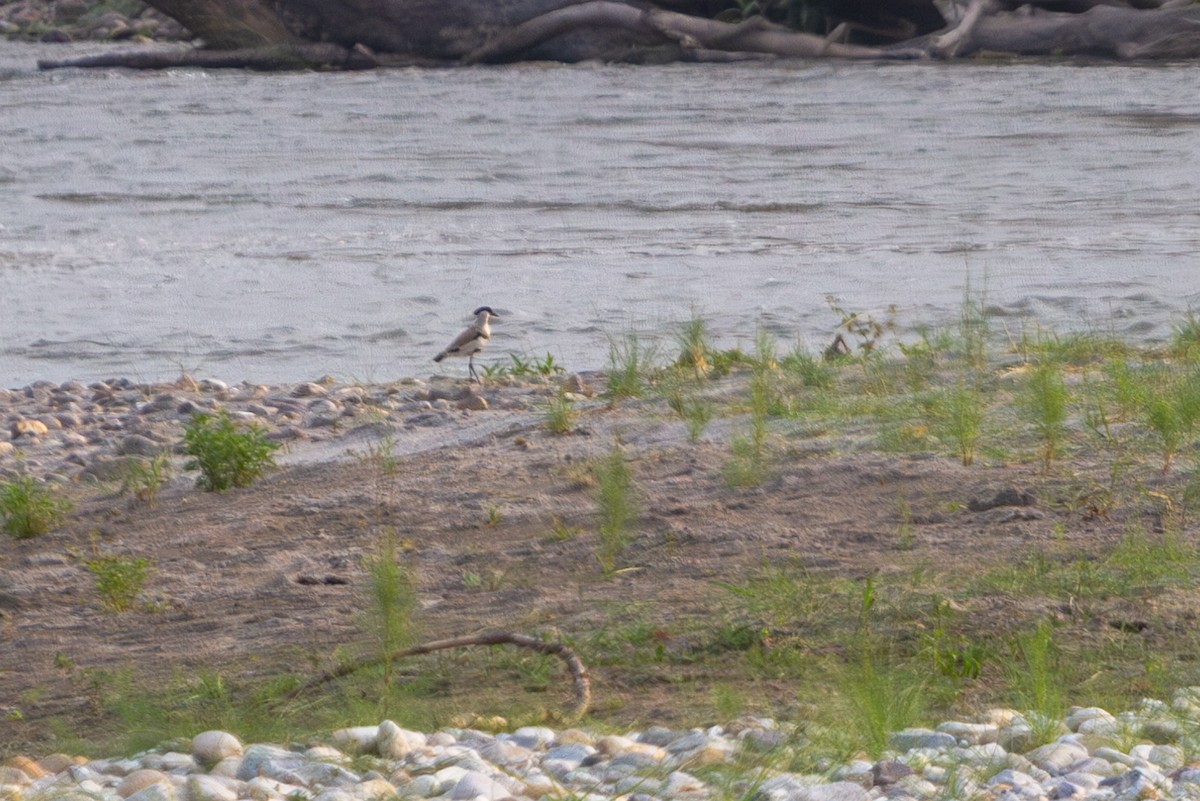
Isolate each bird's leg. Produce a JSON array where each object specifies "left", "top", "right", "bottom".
[{"left": 468, "top": 354, "right": 478, "bottom": 383}]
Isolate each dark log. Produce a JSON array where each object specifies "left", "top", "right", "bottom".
[{"left": 286, "top": 630, "right": 592, "bottom": 722}]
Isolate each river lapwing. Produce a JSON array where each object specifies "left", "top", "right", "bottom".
[{"left": 433, "top": 306, "right": 497, "bottom": 382}]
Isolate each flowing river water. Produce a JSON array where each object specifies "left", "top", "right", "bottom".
[{"left": 2, "top": 42, "right": 1200, "bottom": 388}]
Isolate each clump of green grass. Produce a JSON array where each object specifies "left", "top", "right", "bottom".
[
  {"left": 1170, "top": 307, "right": 1200, "bottom": 361},
  {"left": 485, "top": 353, "right": 566, "bottom": 380},
  {"left": 1020, "top": 360, "right": 1069, "bottom": 472},
  {"left": 0, "top": 474, "right": 72, "bottom": 539},
  {"left": 594, "top": 445, "right": 637, "bottom": 576},
  {"left": 85, "top": 552, "right": 151, "bottom": 612},
  {"left": 118, "top": 453, "right": 172, "bottom": 508},
  {"left": 674, "top": 313, "right": 714, "bottom": 379},
  {"left": 928, "top": 380, "right": 984, "bottom": 466},
  {"left": 604, "top": 332, "right": 653, "bottom": 404},
  {"left": 666, "top": 383, "right": 714, "bottom": 443},
  {"left": 1006, "top": 620, "right": 1068, "bottom": 742},
  {"left": 1141, "top": 368, "right": 1200, "bottom": 473},
  {"left": 360, "top": 528, "right": 417, "bottom": 716},
  {"left": 182, "top": 410, "right": 279, "bottom": 491},
  {"left": 543, "top": 390, "right": 578, "bottom": 434},
  {"left": 780, "top": 344, "right": 835, "bottom": 389},
  {"left": 724, "top": 331, "right": 776, "bottom": 487}
]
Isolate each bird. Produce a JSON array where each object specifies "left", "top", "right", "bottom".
[{"left": 433, "top": 306, "right": 497, "bottom": 382}]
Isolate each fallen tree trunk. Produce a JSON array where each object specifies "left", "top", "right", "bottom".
[{"left": 32, "top": 0, "right": 1200, "bottom": 69}]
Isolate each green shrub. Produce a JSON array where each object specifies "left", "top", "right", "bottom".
[
  {"left": 182, "top": 410, "right": 279, "bottom": 491},
  {"left": 85, "top": 553, "right": 151, "bottom": 612},
  {"left": 0, "top": 474, "right": 72, "bottom": 539}
]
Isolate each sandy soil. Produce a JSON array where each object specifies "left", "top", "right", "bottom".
[{"left": 0, "top": 371, "right": 1190, "bottom": 754}]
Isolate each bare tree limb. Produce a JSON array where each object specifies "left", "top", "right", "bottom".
[{"left": 286, "top": 631, "right": 592, "bottom": 722}]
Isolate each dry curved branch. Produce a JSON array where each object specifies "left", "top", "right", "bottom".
[{"left": 287, "top": 631, "right": 592, "bottom": 722}]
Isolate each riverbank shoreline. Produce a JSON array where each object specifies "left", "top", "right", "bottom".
[
  {"left": 1, "top": 0, "right": 188, "bottom": 45},
  {"left": 3, "top": 350, "right": 1200, "bottom": 786}
]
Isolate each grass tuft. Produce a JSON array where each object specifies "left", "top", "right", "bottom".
[{"left": 594, "top": 445, "right": 637, "bottom": 577}]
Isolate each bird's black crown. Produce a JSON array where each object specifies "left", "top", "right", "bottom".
[{"left": 473, "top": 306, "right": 497, "bottom": 316}]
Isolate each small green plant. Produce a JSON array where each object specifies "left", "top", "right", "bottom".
[
  {"left": 360, "top": 528, "right": 417, "bottom": 716},
  {"left": 1020, "top": 360, "right": 1069, "bottom": 472},
  {"left": 182, "top": 410, "right": 279, "bottom": 491},
  {"left": 826, "top": 296, "right": 896, "bottom": 357},
  {"left": 895, "top": 494, "right": 915, "bottom": 550},
  {"left": 666, "top": 385, "right": 714, "bottom": 443},
  {"left": 497, "top": 353, "right": 566, "bottom": 379},
  {"left": 1006, "top": 620, "right": 1066, "bottom": 728},
  {"left": 604, "top": 331, "right": 653, "bottom": 403},
  {"left": 729, "top": 329, "right": 778, "bottom": 486},
  {"left": 118, "top": 453, "right": 172, "bottom": 507},
  {"left": 485, "top": 505, "right": 503, "bottom": 526},
  {"left": 546, "top": 515, "right": 578, "bottom": 542},
  {"left": 594, "top": 445, "right": 637, "bottom": 576},
  {"left": 929, "top": 380, "right": 984, "bottom": 466},
  {"left": 0, "top": 474, "right": 72, "bottom": 539},
  {"left": 366, "top": 427, "right": 400, "bottom": 476},
  {"left": 85, "top": 552, "right": 151, "bottom": 612},
  {"left": 1141, "top": 368, "right": 1200, "bottom": 473},
  {"left": 674, "top": 313, "right": 714, "bottom": 379},
  {"left": 1171, "top": 307, "right": 1200, "bottom": 361},
  {"left": 543, "top": 390, "right": 578, "bottom": 434},
  {"left": 780, "top": 344, "right": 835, "bottom": 388},
  {"left": 958, "top": 273, "right": 990, "bottom": 369}
]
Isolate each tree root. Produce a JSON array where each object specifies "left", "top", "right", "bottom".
[{"left": 286, "top": 631, "right": 592, "bottom": 722}]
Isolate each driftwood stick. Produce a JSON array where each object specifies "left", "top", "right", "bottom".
[
  {"left": 38, "top": 43, "right": 373, "bottom": 71},
  {"left": 287, "top": 631, "right": 592, "bottom": 721}
]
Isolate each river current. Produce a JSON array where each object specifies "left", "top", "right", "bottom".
[{"left": 2, "top": 42, "right": 1200, "bottom": 388}]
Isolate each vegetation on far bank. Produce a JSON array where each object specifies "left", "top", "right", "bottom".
[{"left": 6, "top": 293, "right": 1200, "bottom": 766}]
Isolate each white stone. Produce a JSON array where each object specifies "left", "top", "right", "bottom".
[
  {"left": 1145, "top": 744, "right": 1184, "bottom": 769},
  {"left": 117, "top": 769, "right": 171, "bottom": 798},
  {"left": 352, "top": 778, "right": 398, "bottom": 799},
  {"left": 794, "top": 781, "right": 870, "bottom": 801},
  {"left": 1065, "top": 707, "right": 1116, "bottom": 732},
  {"left": 333, "top": 724, "right": 379, "bottom": 757},
  {"left": 1026, "top": 740, "right": 1090, "bottom": 774},
  {"left": 208, "top": 757, "right": 242, "bottom": 779},
  {"left": 958, "top": 742, "right": 1008, "bottom": 766},
  {"left": 935, "top": 721, "right": 999, "bottom": 745},
  {"left": 889, "top": 728, "right": 957, "bottom": 752},
  {"left": 184, "top": 774, "right": 239, "bottom": 801},
  {"left": 448, "top": 771, "right": 512, "bottom": 801},
  {"left": 125, "top": 782, "right": 176, "bottom": 801},
  {"left": 508, "top": 726, "right": 556, "bottom": 749},
  {"left": 192, "top": 731, "right": 243, "bottom": 766}
]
